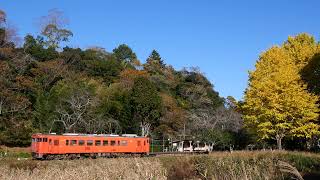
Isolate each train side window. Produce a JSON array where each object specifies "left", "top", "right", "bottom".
[
  {"left": 120, "top": 140, "right": 128, "bottom": 146},
  {"left": 32, "top": 138, "right": 35, "bottom": 142},
  {"left": 71, "top": 140, "right": 77, "bottom": 146},
  {"left": 37, "top": 138, "right": 42, "bottom": 142},
  {"left": 87, "top": 140, "right": 93, "bottom": 146},
  {"left": 54, "top": 140, "right": 59, "bottom": 146},
  {"left": 144, "top": 141, "right": 146, "bottom": 146},
  {"left": 43, "top": 138, "right": 48, "bottom": 142},
  {"left": 66, "top": 140, "right": 69, "bottom": 146},
  {"left": 95, "top": 140, "right": 101, "bottom": 146},
  {"left": 79, "top": 140, "right": 85, "bottom": 146},
  {"left": 137, "top": 141, "right": 141, "bottom": 146},
  {"left": 147, "top": 139, "right": 149, "bottom": 143},
  {"left": 103, "top": 140, "right": 108, "bottom": 146},
  {"left": 49, "top": 139, "right": 52, "bottom": 145},
  {"left": 118, "top": 141, "right": 120, "bottom": 146},
  {"left": 111, "top": 140, "right": 116, "bottom": 146}
]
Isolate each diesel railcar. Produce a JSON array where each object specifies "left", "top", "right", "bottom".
[{"left": 31, "top": 133, "right": 150, "bottom": 159}]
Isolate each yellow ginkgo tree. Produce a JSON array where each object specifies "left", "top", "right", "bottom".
[
  {"left": 283, "top": 33, "right": 319, "bottom": 70},
  {"left": 242, "top": 46, "right": 319, "bottom": 150}
]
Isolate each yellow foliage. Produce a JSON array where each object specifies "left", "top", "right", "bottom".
[
  {"left": 283, "top": 33, "right": 320, "bottom": 69},
  {"left": 243, "top": 45, "right": 319, "bottom": 142}
]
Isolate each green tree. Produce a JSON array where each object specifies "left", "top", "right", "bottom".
[
  {"left": 301, "top": 54, "right": 320, "bottom": 95},
  {"left": 145, "top": 50, "right": 165, "bottom": 68},
  {"left": 23, "top": 35, "right": 58, "bottom": 61},
  {"left": 112, "top": 44, "right": 138, "bottom": 67},
  {"left": 242, "top": 46, "right": 319, "bottom": 150},
  {"left": 130, "top": 77, "right": 162, "bottom": 136}
]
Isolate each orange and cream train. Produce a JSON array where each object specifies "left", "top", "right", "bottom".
[{"left": 31, "top": 133, "right": 150, "bottom": 159}]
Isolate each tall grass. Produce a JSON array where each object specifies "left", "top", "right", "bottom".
[
  {"left": 160, "top": 151, "right": 320, "bottom": 180},
  {"left": 0, "top": 150, "right": 319, "bottom": 180},
  {"left": 0, "top": 158, "right": 166, "bottom": 180}
]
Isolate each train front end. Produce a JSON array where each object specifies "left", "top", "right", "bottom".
[{"left": 31, "top": 134, "right": 48, "bottom": 159}]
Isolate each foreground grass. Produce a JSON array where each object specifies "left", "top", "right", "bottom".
[
  {"left": 160, "top": 151, "right": 320, "bottom": 179},
  {"left": 0, "top": 150, "right": 320, "bottom": 180},
  {"left": 0, "top": 158, "right": 166, "bottom": 180}
]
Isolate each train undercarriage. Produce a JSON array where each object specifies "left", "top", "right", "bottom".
[{"left": 32, "top": 152, "right": 149, "bottom": 160}]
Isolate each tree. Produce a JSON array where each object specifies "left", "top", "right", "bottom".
[
  {"left": 23, "top": 35, "right": 58, "bottom": 61},
  {"left": 38, "top": 9, "right": 73, "bottom": 49},
  {"left": 144, "top": 50, "right": 177, "bottom": 92},
  {"left": 0, "top": 55, "right": 34, "bottom": 146},
  {"left": 118, "top": 69, "right": 149, "bottom": 90},
  {"left": 0, "top": 10, "right": 6, "bottom": 27},
  {"left": 0, "top": 9, "right": 19, "bottom": 57},
  {"left": 283, "top": 33, "right": 319, "bottom": 70},
  {"left": 145, "top": 50, "right": 165, "bottom": 68},
  {"left": 155, "top": 93, "right": 185, "bottom": 138},
  {"left": 176, "top": 68, "right": 223, "bottom": 110},
  {"left": 112, "top": 44, "right": 138, "bottom": 67},
  {"left": 41, "top": 24, "right": 73, "bottom": 49},
  {"left": 0, "top": 62, "right": 30, "bottom": 116},
  {"left": 301, "top": 53, "right": 320, "bottom": 95},
  {"left": 34, "top": 77, "right": 101, "bottom": 133},
  {"left": 242, "top": 46, "right": 319, "bottom": 150},
  {"left": 130, "top": 77, "right": 162, "bottom": 136},
  {"left": 83, "top": 57, "right": 122, "bottom": 84}
]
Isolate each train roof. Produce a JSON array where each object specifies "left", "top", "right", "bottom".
[{"left": 32, "top": 133, "right": 146, "bottom": 138}]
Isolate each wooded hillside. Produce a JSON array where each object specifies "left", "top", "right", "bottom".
[{"left": 0, "top": 9, "right": 243, "bottom": 147}]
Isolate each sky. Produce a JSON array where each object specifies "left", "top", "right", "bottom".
[{"left": 1, "top": 0, "right": 319, "bottom": 100}]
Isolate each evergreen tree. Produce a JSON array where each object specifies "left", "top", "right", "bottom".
[{"left": 146, "top": 50, "right": 165, "bottom": 67}]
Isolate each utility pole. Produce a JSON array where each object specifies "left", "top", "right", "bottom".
[
  {"left": 183, "top": 123, "right": 186, "bottom": 140},
  {"left": 162, "top": 136, "right": 164, "bottom": 152}
]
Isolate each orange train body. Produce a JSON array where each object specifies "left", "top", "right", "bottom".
[{"left": 31, "top": 133, "right": 150, "bottom": 159}]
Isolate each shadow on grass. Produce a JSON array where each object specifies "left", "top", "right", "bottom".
[{"left": 303, "top": 172, "right": 320, "bottom": 180}]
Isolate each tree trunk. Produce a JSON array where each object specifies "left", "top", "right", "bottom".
[{"left": 276, "top": 135, "right": 283, "bottom": 150}]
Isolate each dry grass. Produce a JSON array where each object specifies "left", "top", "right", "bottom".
[
  {"left": 160, "top": 151, "right": 320, "bottom": 180},
  {"left": 0, "top": 158, "right": 166, "bottom": 180},
  {"left": 0, "top": 150, "right": 319, "bottom": 180}
]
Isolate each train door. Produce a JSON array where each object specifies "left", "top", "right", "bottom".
[
  {"left": 142, "top": 140, "right": 146, "bottom": 152},
  {"left": 48, "top": 139, "right": 53, "bottom": 153},
  {"left": 50, "top": 139, "right": 60, "bottom": 154},
  {"left": 136, "top": 140, "right": 142, "bottom": 152},
  {"left": 110, "top": 140, "right": 117, "bottom": 152},
  {"left": 35, "top": 138, "right": 40, "bottom": 151},
  {"left": 85, "top": 140, "right": 93, "bottom": 152},
  {"left": 42, "top": 137, "right": 48, "bottom": 153}
]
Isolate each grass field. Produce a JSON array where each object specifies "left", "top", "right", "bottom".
[{"left": 1, "top": 149, "right": 320, "bottom": 180}]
